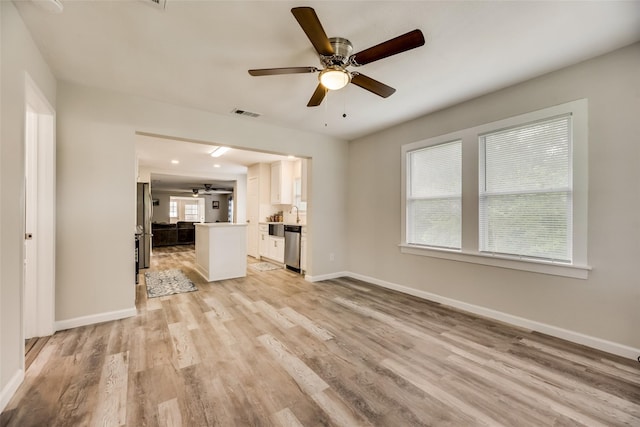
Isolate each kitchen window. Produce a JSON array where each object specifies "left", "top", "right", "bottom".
[
  {"left": 293, "top": 178, "right": 307, "bottom": 212},
  {"left": 400, "top": 99, "right": 589, "bottom": 279}
]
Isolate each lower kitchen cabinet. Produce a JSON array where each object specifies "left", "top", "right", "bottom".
[
  {"left": 259, "top": 224, "right": 268, "bottom": 258},
  {"left": 268, "top": 236, "right": 285, "bottom": 263}
]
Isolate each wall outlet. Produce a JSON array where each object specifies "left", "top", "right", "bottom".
[{"left": 329, "top": 253, "right": 335, "bottom": 262}]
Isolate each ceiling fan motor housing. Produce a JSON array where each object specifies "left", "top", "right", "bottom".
[{"left": 320, "top": 37, "right": 353, "bottom": 67}]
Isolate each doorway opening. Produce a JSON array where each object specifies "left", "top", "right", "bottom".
[{"left": 135, "top": 133, "right": 311, "bottom": 271}]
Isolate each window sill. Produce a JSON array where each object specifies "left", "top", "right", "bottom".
[{"left": 399, "top": 244, "right": 591, "bottom": 279}]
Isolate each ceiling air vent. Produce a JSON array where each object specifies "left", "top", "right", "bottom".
[
  {"left": 144, "top": 0, "right": 167, "bottom": 10},
  {"left": 231, "top": 108, "right": 261, "bottom": 118}
]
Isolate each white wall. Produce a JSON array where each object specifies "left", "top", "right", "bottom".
[
  {"left": 56, "top": 81, "right": 348, "bottom": 323},
  {"left": 202, "top": 194, "right": 230, "bottom": 223},
  {"left": 347, "top": 43, "right": 640, "bottom": 355},
  {"left": 56, "top": 101, "right": 137, "bottom": 324},
  {"left": 0, "top": 0, "right": 56, "bottom": 409},
  {"left": 151, "top": 193, "right": 172, "bottom": 223}
]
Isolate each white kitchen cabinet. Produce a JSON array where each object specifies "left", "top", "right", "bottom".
[
  {"left": 270, "top": 160, "right": 293, "bottom": 204},
  {"left": 268, "top": 236, "right": 285, "bottom": 263},
  {"left": 259, "top": 224, "right": 268, "bottom": 258},
  {"left": 300, "top": 226, "right": 307, "bottom": 273}
]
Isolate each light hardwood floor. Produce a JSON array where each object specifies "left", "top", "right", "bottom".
[{"left": 2, "top": 245, "right": 639, "bottom": 426}]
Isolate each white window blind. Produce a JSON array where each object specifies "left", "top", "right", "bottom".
[
  {"left": 479, "top": 115, "right": 572, "bottom": 262},
  {"left": 407, "top": 140, "right": 461, "bottom": 249}
]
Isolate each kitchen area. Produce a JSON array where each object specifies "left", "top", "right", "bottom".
[
  {"left": 248, "top": 158, "right": 309, "bottom": 275},
  {"left": 136, "top": 138, "right": 310, "bottom": 281}
]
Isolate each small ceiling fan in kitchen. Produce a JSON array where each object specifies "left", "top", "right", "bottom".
[
  {"left": 192, "top": 184, "right": 233, "bottom": 196},
  {"left": 248, "top": 7, "right": 425, "bottom": 107}
]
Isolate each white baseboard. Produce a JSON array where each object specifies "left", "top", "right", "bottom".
[
  {"left": 0, "top": 369, "right": 25, "bottom": 413},
  {"left": 55, "top": 307, "right": 137, "bottom": 332},
  {"left": 306, "top": 271, "right": 349, "bottom": 283},
  {"left": 347, "top": 272, "right": 640, "bottom": 361}
]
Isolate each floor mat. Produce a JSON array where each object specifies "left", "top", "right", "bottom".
[{"left": 144, "top": 269, "right": 197, "bottom": 298}]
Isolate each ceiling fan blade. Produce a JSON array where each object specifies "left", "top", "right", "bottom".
[
  {"left": 248, "top": 67, "right": 318, "bottom": 76},
  {"left": 351, "top": 73, "right": 396, "bottom": 98},
  {"left": 307, "top": 83, "right": 327, "bottom": 107},
  {"left": 350, "top": 29, "right": 425, "bottom": 66},
  {"left": 291, "top": 7, "right": 334, "bottom": 56}
]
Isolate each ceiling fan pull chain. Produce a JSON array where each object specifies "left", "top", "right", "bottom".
[
  {"left": 324, "top": 87, "right": 329, "bottom": 127},
  {"left": 343, "top": 90, "right": 348, "bottom": 119}
]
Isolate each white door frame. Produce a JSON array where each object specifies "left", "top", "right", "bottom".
[{"left": 24, "top": 74, "right": 56, "bottom": 340}]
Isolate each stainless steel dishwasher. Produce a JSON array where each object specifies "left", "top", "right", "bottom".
[{"left": 284, "top": 225, "right": 302, "bottom": 273}]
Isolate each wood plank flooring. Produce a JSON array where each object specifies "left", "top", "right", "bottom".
[
  {"left": 24, "top": 336, "right": 51, "bottom": 372},
  {"left": 2, "top": 245, "right": 639, "bottom": 426}
]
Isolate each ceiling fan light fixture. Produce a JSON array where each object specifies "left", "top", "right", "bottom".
[{"left": 319, "top": 67, "right": 350, "bottom": 90}]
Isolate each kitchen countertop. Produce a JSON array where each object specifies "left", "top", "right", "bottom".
[
  {"left": 196, "top": 223, "right": 247, "bottom": 227},
  {"left": 260, "top": 222, "right": 306, "bottom": 226}
]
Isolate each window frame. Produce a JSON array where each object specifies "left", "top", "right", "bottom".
[
  {"left": 400, "top": 99, "right": 590, "bottom": 279},
  {"left": 478, "top": 114, "right": 573, "bottom": 262},
  {"left": 405, "top": 139, "right": 462, "bottom": 250},
  {"left": 169, "top": 201, "right": 178, "bottom": 220},
  {"left": 183, "top": 203, "right": 199, "bottom": 222},
  {"left": 169, "top": 196, "right": 205, "bottom": 223}
]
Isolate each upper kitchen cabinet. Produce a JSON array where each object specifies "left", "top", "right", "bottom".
[{"left": 271, "top": 160, "right": 293, "bottom": 205}]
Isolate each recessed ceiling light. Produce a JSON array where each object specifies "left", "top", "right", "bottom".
[
  {"left": 213, "top": 164, "right": 221, "bottom": 168},
  {"left": 171, "top": 160, "right": 179, "bottom": 164},
  {"left": 287, "top": 155, "right": 295, "bottom": 159}
]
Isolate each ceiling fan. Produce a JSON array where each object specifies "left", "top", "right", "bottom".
[
  {"left": 248, "top": 7, "right": 425, "bottom": 107},
  {"left": 192, "top": 184, "right": 233, "bottom": 195}
]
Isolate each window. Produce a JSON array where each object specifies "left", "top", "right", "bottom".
[
  {"left": 400, "top": 99, "right": 589, "bottom": 279},
  {"left": 293, "top": 178, "right": 307, "bottom": 212},
  {"left": 169, "top": 197, "right": 205, "bottom": 223},
  {"left": 480, "top": 115, "right": 571, "bottom": 261},
  {"left": 184, "top": 203, "right": 199, "bottom": 221},
  {"left": 169, "top": 201, "right": 178, "bottom": 219},
  {"left": 406, "top": 140, "right": 461, "bottom": 249}
]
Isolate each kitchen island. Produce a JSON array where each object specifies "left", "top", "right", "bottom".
[{"left": 194, "top": 223, "right": 247, "bottom": 282}]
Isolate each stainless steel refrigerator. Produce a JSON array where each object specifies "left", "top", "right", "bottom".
[{"left": 136, "top": 183, "right": 152, "bottom": 269}]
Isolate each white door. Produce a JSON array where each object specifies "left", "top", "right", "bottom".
[
  {"left": 247, "top": 176, "right": 259, "bottom": 258},
  {"left": 24, "top": 107, "right": 38, "bottom": 339},
  {"left": 23, "top": 76, "right": 56, "bottom": 340}
]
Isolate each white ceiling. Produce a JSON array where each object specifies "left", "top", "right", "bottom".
[
  {"left": 136, "top": 133, "right": 291, "bottom": 194},
  {"left": 15, "top": 0, "right": 640, "bottom": 189}
]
